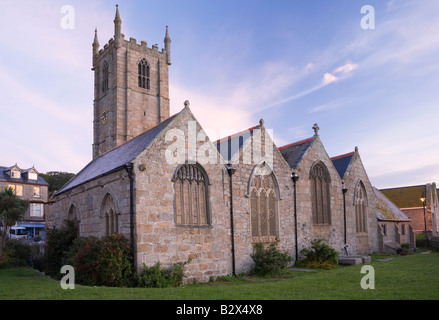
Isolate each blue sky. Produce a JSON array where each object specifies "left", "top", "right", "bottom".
[{"left": 0, "top": 0, "right": 438, "bottom": 189}]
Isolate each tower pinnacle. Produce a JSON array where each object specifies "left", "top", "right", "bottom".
[
  {"left": 164, "top": 26, "right": 171, "bottom": 65},
  {"left": 114, "top": 4, "right": 122, "bottom": 41},
  {"left": 93, "top": 28, "right": 99, "bottom": 53}
]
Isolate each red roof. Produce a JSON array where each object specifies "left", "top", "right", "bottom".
[
  {"left": 330, "top": 152, "right": 355, "bottom": 161},
  {"left": 278, "top": 137, "right": 313, "bottom": 150}
]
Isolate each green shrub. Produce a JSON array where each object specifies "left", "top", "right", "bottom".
[
  {"left": 137, "top": 260, "right": 190, "bottom": 288},
  {"left": 44, "top": 220, "right": 78, "bottom": 279},
  {"left": 250, "top": 241, "right": 292, "bottom": 276},
  {"left": 96, "top": 234, "right": 133, "bottom": 287},
  {"left": 0, "top": 240, "right": 30, "bottom": 268},
  {"left": 71, "top": 234, "right": 134, "bottom": 287},
  {"left": 398, "top": 243, "right": 411, "bottom": 255},
  {"left": 298, "top": 238, "right": 339, "bottom": 269},
  {"left": 72, "top": 236, "right": 102, "bottom": 285}
]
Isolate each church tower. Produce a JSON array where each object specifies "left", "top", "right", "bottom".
[{"left": 92, "top": 5, "right": 171, "bottom": 159}]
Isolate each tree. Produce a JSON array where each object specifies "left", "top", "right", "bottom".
[
  {"left": 0, "top": 187, "right": 29, "bottom": 256},
  {"left": 40, "top": 172, "right": 75, "bottom": 197}
]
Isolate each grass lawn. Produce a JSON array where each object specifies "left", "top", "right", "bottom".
[{"left": 0, "top": 251, "right": 438, "bottom": 300}]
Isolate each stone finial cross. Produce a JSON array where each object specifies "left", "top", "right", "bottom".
[{"left": 312, "top": 123, "right": 320, "bottom": 136}]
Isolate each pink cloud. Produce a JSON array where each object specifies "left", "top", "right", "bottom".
[{"left": 322, "top": 72, "right": 339, "bottom": 85}]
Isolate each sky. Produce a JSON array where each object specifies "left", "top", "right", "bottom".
[{"left": 0, "top": 0, "right": 438, "bottom": 189}]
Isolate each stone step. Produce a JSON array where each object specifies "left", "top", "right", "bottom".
[
  {"left": 338, "top": 255, "right": 371, "bottom": 265},
  {"left": 338, "top": 256, "right": 363, "bottom": 265}
]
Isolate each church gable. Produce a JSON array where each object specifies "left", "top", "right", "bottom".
[
  {"left": 130, "top": 102, "right": 231, "bottom": 281},
  {"left": 213, "top": 119, "right": 295, "bottom": 272},
  {"left": 287, "top": 131, "right": 341, "bottom": 187},
  {"left": 330, "top": 147, "right": 380, "bottom": 254},
  {"left": 137, "top": 101, "right": 224, "bottom": 168},
  {"left": 279, "top": 124, "right": 346, "bottom": 252},
  {"left": 216, "top": 119, "right": 292, "bottom": 178}
]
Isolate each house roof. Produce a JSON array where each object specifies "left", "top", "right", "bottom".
[
  {"left": 278, "top": 137, "right": 314, "bottom": 169},
  {"left": 331, "top": 152, "right": 355, "bottom": 179},
  {"left": 373, "top": 187, "right": 411, "bottom": 222},
  {"left": 380, "top": 185, "right": 426, "bottom": 208},
  {"left": 56, "top": 113, "right": 178, "bottom": 195},
  {"left": 0, "top": 166, "right": 48, "bottom": 186}
]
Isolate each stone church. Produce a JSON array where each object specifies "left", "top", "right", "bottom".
[{"left": 50, "top": 6, "right": 394, "bottom": 281}]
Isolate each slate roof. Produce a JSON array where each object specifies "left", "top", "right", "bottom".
[
  {"left": 373, "top": 187, "right": 411, "bottom": 222},
  {"left": 278, "top": 137, "right": 314, "bottom": 169},
  {"left": 331, "top": 152, "right": 355, "bottom": 179},
  {"left": 215, "top": 124, "right": 261, "bottom": 162},
  {"left": 0, "top": 166, "right": 49, "bottom": 186},
  {"left": 380, "top": 185, "right": 426, "bottom": 208},
  {"left": 56, "top": 114, "right": 177, "bottom": 195}
]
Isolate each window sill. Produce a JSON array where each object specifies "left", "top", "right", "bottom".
[
  {"left": 28, "top": 216, "right": 44, "bottom": 221},
  {"left": 175, "top": 224, "right": 212, "bottom": 229},
  {"left": 251, "top": 236, "right": 278, "bottom": 244}
]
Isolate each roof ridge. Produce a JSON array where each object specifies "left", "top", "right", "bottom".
[
  {"left": 330, "top": 151, "right": 355, "bottom": 161},
  {"left": 278, "top": 137, "right": 313, "bottom": 150},
  {"left": 380, "top": 184, "right": 426, "bottom": 191}
]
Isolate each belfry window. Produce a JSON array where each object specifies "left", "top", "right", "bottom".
[
  {"left": 310, "top": 162, "right": 331, "bottom": 225},
  {"left": 138, "top": 58, "right": 150, "bottom": 89},
  {"left": 102, "top": 61, "right": 109, "bottom": 93},
  {"left": 173, "top": 164, "right": 210, "bottom": 227}
]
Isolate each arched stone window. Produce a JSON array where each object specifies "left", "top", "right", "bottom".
[
  {"left": 310, "top": 161, "right": 331, "bottom": 225},
  {"left": 138, "top": 58, "right": 150, "bottom": 89},
  {"left": 87, "top": 194, "right": 93, "bottom": 211},
  {"left": 249, "top": 163, "right": 279, "bottom": 241},
  {"left": 101, "top": 193, "right": 118, "bottom": 235},
  {"left": 68, "top": 204, "right": 80, "bottom": 236},
  {"left": 172, "top": 164, "right": 210, "bottom": 226},
  {"left": 355, "top": 181, "right": 368, "bottom": 232},
  {"left": 102, "top": 61, "right": 109, "bottom": 93}
]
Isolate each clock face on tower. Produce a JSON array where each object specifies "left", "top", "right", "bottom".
[{"left": 101, "top": 110, "right": 108, "bottom": 124}]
